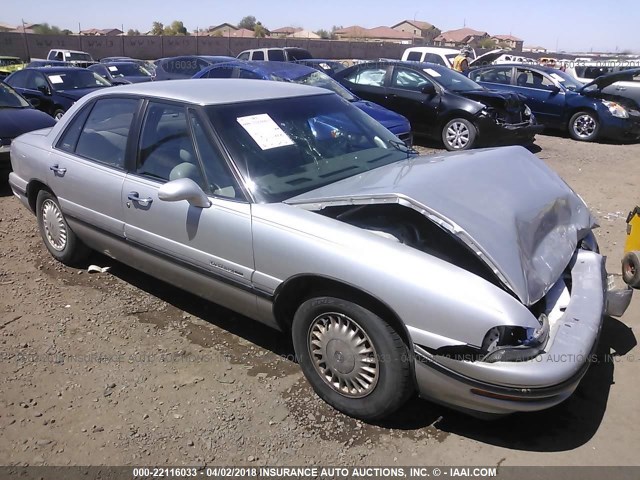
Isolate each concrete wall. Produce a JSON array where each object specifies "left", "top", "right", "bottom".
[{"left": 0, "top": 32, "right": 413, "bottom": 61}]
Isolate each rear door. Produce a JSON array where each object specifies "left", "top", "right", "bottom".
[
  {"left": 468, "top": 66, "right": 515, "bottom": 93},
  {"left": 121, "top": 101, "right": 257, "bottom": 316},
  {"left": 338, "top": 65, "right": 391, "bottom": 104},
  {"left": 48, "top": 96, "right": 140, "bottom": 249}
]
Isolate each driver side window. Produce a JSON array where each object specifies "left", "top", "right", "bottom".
[
  {"left": 136, "top": 102, "right": 205, "bottom": 188},
  {"left": 391, "top": 68, "right": 430, "bottom": 92}
]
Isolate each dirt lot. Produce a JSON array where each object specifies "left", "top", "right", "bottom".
[{"left": 0, "top": 133, "right": 639, "bottom": 468}]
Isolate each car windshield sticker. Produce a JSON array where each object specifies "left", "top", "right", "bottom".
[
  {"left": 108, "top": 66, "right": 118, "bottom": 72},
  {"left": 48, "top": 75, "right": 64, "bottom": 84},
  {"left": 550, "top": 73, "right": 566, "bottom": 82},
  {"left": 237, "top": 114, "right": 295, "bottom": 150},
  {"left": 423, "top": 68, "right": 441, "bottom": 77},
  {"left": 320, "top": 63, "right": 331, "bottom": 70}
]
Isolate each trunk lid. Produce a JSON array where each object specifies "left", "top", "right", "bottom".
[
  {"left": 286, "top": 146, "right": 594, "bottom": 305},
  {"left": 469, "top": 49, "right": 506, "bottom": 68}
]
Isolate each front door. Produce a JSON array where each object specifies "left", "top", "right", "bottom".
[
  {"left": 387, "top": 66, "right": 440, "bottom": 134},
  {"left": 122, "top": 101, "right": 257, "bottom": 317},
  {"left": 512, "top": 68, "right": 566, "bottom": 126}
]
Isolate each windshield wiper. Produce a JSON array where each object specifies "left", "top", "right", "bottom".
[{"left": 387, "top": 139, "right": 419, "bottom": 156}]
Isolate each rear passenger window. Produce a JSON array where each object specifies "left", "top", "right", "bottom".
[
  {"left": 423, "top": 53, "right": 446, "bottom": 66},
  {"left": 406, "top": 52, "right": 422, "bottom": 62},
  {"left": 136, "top": 102, "right": 205, "bottom": 187},
  {"left": 74, "top": 98, "right": 138, "bottom": 168},
  {"left": 471, "top": 67, "right": 513, "bottom": 85},
  {"left": 343, "top": 67, "right": 387, "bottom": 87},
  {"left": 252, "top": 51, "right": 265, "bottom": 61}
]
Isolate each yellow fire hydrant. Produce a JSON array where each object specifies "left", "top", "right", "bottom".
[{"left": 622, "top": 206, "right": 640, "bottom": 288}]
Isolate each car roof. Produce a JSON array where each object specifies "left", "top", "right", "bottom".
[
  {"left": 22, "top": 67, "right": 88, "bottom": 73},
  {"left": 404, "top": 47, "right": 459, "bottom": 54},
  {"left": 473, "top": 63, "right": 557, "bottom": 73},
  {"left": 215, "top": 60, "right": 317, "bottom": 78},
  {"left": 86, "top": 78, "right": 332, "bottom": 104}
]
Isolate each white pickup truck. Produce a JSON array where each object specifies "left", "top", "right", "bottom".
[{"left": 46, "top": 49, "right": 97, "bottom": 68}]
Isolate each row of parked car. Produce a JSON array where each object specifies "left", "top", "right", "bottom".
[{"left": 2, "top": 46, "right": 640, "bottom": 173}]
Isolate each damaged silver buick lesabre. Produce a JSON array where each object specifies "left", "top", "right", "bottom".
[{"left": 8, "top": 80, "right": 633, "bottom": 420}]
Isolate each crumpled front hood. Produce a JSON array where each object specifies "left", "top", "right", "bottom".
[
  {"left": 286, "top": 146, "right": 594, "bottom": 305},
  {"left": 579, "top": 67, "right": 640, "bottom": 93}
]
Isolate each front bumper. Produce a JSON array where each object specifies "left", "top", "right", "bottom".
[
  {"left": 476, "top": 117, "right": 544, "bottom": 146},
  {"left": 412, "top": 250, "right": 614, "bottom": 416},
  {"left": 0, "top": 145, "right": 10, "bottom": 168},
  {"left": 599, "top": 115, "right": 640, "bottom": 142}
]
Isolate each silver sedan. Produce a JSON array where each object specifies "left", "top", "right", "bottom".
[{"left": 8, "top": 79, "right": 632, "bottom": 420}]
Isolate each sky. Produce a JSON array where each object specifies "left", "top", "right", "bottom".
[{"left": 2, "top": 0, "right": 639, "bottom": 53}]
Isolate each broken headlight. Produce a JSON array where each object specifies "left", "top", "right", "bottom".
[
  {"left": 524, "top": 104, "right": 532, "bottom": 117},
  {"left": 602, "top": 100, "right": 629, "bottom": 119},
  {"left": 481, "top": 314, "right": 549, "bottom": 363}
]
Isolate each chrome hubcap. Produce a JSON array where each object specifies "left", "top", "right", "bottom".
[
  {"left": 42, "top": 199, "right": 67, "bottom": 251},
  {"left": 308, "top": 312, "right": 378, "bottom": 398},
  {"left": 54, "top": 112, "right": 64, "bottom": 121},
  {"left": 446, "top": 121, "right": 470, "bottom": 149},
  {"left": 573, "top": 115, "right": 596, "bottom": 138}
]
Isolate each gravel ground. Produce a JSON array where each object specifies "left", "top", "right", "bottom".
[{"left": 0, "top": 133, "right": 638, "bottom": 468}]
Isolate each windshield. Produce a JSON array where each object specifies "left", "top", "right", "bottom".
[
  {"left": 107, "top": 63, "right": 152, "bottom": 77},
  {"left": 0, "top": 82, "right": 30, "bottom": 108},
  {"left": 46, "top": 71, "right": 111, "bottom": 90},
  {"left": 207, "top": 94, "right": 413, "bottom": 203},
  {"left": 547, "top": 70, "right": 584, "bottom": 91},
  {"left": 286, "top": 70, "right": 356, "bottom": 101},
  {"left": 422, "top": 63, "right": 483, "bottom": 92},
  {"left": 65, "top": 52, "right": 93, "bottom": 62}
]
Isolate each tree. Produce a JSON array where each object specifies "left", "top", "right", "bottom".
[
  {"left": 150, "top": 21, "right": 164, "bottom": 36},
  {"left": 238, "top": 15, "right": 257, "bottom": 30},
  {"left": 61, "top": 29, "right": 73, "bottom": 36},
  {"left": 127, "top": 28, "right": 141, "bottom": 36},
  {"left": 315, "top": 29, "right": 330, "bottom": 39},
  {"left": 330, "top": 25, "right": 343, "bottom": 40},
  {"left": 166, "top": 20, "right": 188, "bottom": 36},
  {"left": 478, "top": 37, "right": 497, "bottom": 49},
  {"left": 33, "top": 23, "right": 62, "bottom": 35},
  {"left": 253, "top": 22, "right": 268, "bottom": 38}
]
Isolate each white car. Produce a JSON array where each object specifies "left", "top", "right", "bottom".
[
  {"left": 401, "top": 46, "right": 505, "bottom": 69},
  {"left": 564, "top": 61, "right": 640, "bottom": 106},
  {"left": 494, "top": 54, "right": 537, "bottom": 65}
]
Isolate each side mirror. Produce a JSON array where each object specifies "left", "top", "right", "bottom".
[
  {"left": 421, "top": 84, "right": 436, "bottom": 95},
  {"left": 158, "top": 178, "right": 211, "bottom": 208},
  {"left": 549, "top": 85, "right": 561, "bottom": 94},
  {"left": 37, "top": 85, "right": 51, "bottom": 96}
]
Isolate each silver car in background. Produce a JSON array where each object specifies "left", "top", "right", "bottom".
[{"left": 8, "top": 79, "right": 632, "bottom": 420}]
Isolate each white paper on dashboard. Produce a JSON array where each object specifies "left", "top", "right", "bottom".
[
  {"left": 424, "top": 68, "right": 441, "bottom": 77},
  {"left": 108, "top": 66, "right": 118, "bottom": 72},
  {"left": 48, "top": 75, "right": 64, "bottom": 84},
  {"left": 237, "top": 114, "right": 295, "bottom": 150}
]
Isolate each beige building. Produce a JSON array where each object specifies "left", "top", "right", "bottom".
[
  {"left": 433, "top": 28, "right": 490, "bottom": 48},
  {"left": 492, "top": 34, "right": 524, "bottom": 52},
  {"left": 391, "top": 20, "right": 440, "bottom": 44},
  {"left": 334, "top": 25, "right": 419, "bottom": 44}
]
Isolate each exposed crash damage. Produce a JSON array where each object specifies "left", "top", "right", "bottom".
[{"left": 287, "top": 145, "right": 631, "bottom": 415}]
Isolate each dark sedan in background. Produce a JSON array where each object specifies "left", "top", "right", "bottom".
[
  {"left": 4, "top": 67, "right": 111, "bottom": 120},
  {"left": 193, "top": 61, "right": 413, "bottom": 145},
  {"left": 89, "top": 62, "right": 154, "bottom": 84},
  {"left": 334, "top": 61, "right": 542, "bottom": 150},
  {"left": 468, "top": 64, "right": 640, "bottom": 142},
  {"left": 153, "top": 56, "right": 236, "bottom": 80},
  {"left": 0, "top": 82, "right": 55, "bottom": 171}
]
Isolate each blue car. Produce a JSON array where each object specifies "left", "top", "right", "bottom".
[
  {"left": 295, "top": 59, "right": 347, "bottom": 77},
  {"left": 153, "top": 56, "right": 237, "bottom": 81},
  {"left": 89, "top": 62, "right": 154, "bottom": 84},
  {"left": 468, "top": 64, "right": 640, "bottom": 142},
  {"left": 4, "top": 67, "right": 111, "bottom": 120},
  {"left": 193, "top": 61, "right": 413, "bottom": 145}
]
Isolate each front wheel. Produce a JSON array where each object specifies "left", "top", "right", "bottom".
[
  {"left": 442, "top": 118, "right": 477, "bottom": 151},
  {"left": 292, "top": 296, "right": 413, "bottom": 420},
  {"left": 36, "top": 190, "right": 90, "bottom": 266},
  {"left": 569, "top": 111, "right": 600, "bottom": 142},
  {"left": 53, "top": 109, "right": 66, "bottom": 121}
]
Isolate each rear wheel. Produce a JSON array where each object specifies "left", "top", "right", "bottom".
[
  {"left": 442, "top": 118, "right": 477, "bottom": 151},
  {"left": 292, "top": 296, "right": 413, "bottom": 420},
  {"left": 53, "top": 109, "right": 66, "bottom": 121},
  {"left": 622, "top": 251, "right": 640, "bottom": 288},
  {"left": 569, "top": 111, "right": 600, "bottom": 141},
  {"left": 36, "top": 190, "right": 90, "bottom": 266}
]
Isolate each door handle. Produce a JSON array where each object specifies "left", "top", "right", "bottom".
[
  {"left": 127, "top": 192, "right": 153, "bottom": 207},
  {"left": 49, "top": 164, "right": 67, "bottom": 175},
  {"left": 615, "top": 86, "right": 627, "bottom": 91}
]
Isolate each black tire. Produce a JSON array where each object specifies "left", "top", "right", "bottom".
[
  {"left": 292, "top": 296, "right": 413, "bottom": 420},
  {"left": 568, "top": 111, "right": 600, "bottom": 142},
  {"left": 53, "top": 109, "right": 66, "bottom": 121},
  {"left": 441, "top": 118, "right": 477, "bottom": 151},
  {"left": 622, "top": 251, "right": 640, "bottom": 288},
  {"left": 36, "top": 190, "right": 90, "bottom": 266}
]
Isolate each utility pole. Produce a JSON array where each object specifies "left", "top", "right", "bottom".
[{"left": 21, "top": 19, "right": 31, "bottom": 61}]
